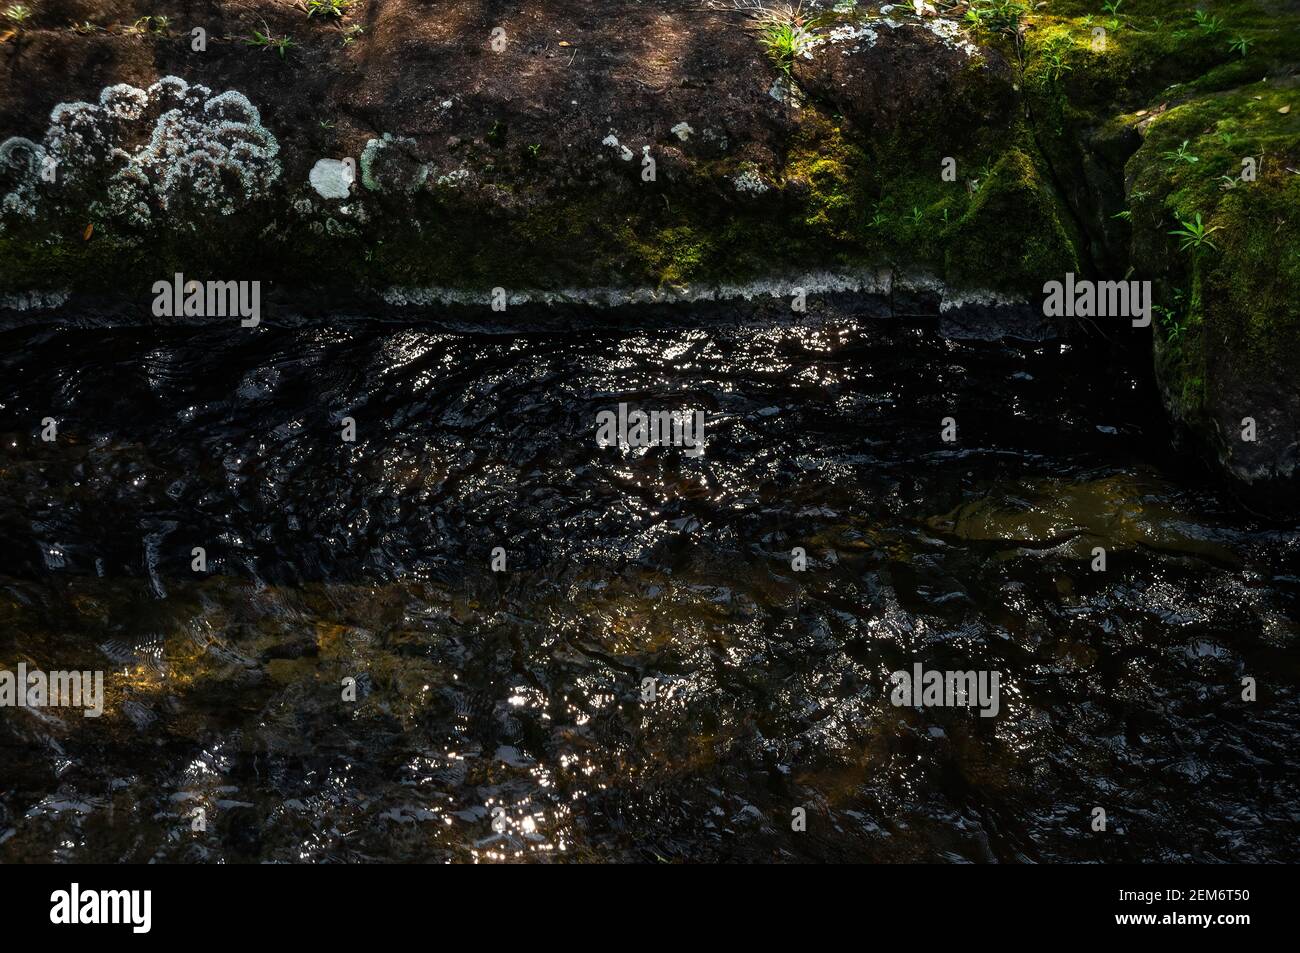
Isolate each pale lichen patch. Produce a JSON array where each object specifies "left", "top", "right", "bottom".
[
  {"left": 1, "top": 76, "right": 281, "bottom": 234},
  {"left": 309, "top": 159, "right": 354, "bottom": 200}
]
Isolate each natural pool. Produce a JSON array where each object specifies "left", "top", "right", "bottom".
[{"left": 1, "top": 306, "right": 1296, "bottom": 862}]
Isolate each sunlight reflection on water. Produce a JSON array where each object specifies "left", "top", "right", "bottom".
[{"left": 0, "top": 315, "right": 1296, "bottom": 861}]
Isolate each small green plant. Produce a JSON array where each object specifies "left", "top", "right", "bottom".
[
  {"left": 72, "top": 20, "right": 104, "bottom": 34},
  {"left": 1228, "top": 35, "right": 1252, "bottom": 57},
  {"left": 525, "top": 143, "right": 542, "bottom": 160},
  {"left": 3, "top": 3, "right": 32, "bottom": 25},
  {"left": 246, "top": 24, "right": 296, "bottom": 59},
  {"left": 340, "top": 24, "right": 365, "bottom": 46},
  {"left": 1157, "top": 306, "right": 1189, "bottom": 343},
  {"left": 1111, "top": 209, "right": 1133, "bottom": 221},
  {"left": 867, "top": 210, "right": 888, "bottom": 229},
  {"left": 1102, "top": 0, "right": 1122, "bottom": 14},
  {"left": 752, "top": 3, "right": 816, "bottom": 76},
  {"left": 1192, "top": 9, "right": 1223, "bottom": 36},
  {"left": 1160, "top": 140, "right": 1199, "bottom": 165},
  {"left": 305, "top": 0, "right": 350, "bottom": 20},
  {"left": 1169, "top": 212, "right": 1220, "bottom": 252},
  {"left": 1040, "top": 36, "right": 1073, "bottom": 83},
  {"left": 964, "top": 0, "right": 1026, "bottom": 36},
  {"left": 132, "top": 15, "right": 170, "bottom": 36},
  {"left": 966, "top": 160, "right": 995, "bottom": 193},
  {"left": 1156, "top": 288, "right": 1193, "bottom": 343},
  {"left": 909, "top": 205, "right": 925, "bottom": 225}
]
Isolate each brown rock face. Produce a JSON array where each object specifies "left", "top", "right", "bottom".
[
  {"left": 0, "top": 1, "right": 798, "bottom": 211},
  {"left": 796, "top": 20, "right": 1017, "bottom": 147}
]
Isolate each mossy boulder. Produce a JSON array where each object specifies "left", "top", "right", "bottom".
[{"left": 1127, "top": 81, "right": 1300, "bottom": 506}]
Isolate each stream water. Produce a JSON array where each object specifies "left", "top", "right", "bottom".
[{"left": 1, "top": 304, "right": 1297, "bottom": 862}]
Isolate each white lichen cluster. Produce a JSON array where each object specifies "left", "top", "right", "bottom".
[
  {"left": 0, "top": 76, "right": 281, "bottom": 233},
  {"left": 601, "top": 133, "right": 635, "bottom": 162},
  {"left": 435, "top": 168, "right": 469, "bottom": 188},
  {"left": 824, "top": 22, "right": 880, "bottom": 52},
  {"left": 814, "top": 11, "right": 978, "bottom": 58},
  {"left": 309, "top": 158, "right": 354, "bottom": 200},
  {"left": 360, "top": 133, "right": 429, "bottom": 193},
  {"left": 923, "top": 17, "right": 978, "bottom": 56},
  {"left": 732, "top": 168, "right": 770, "bottom": 195},
  {"left": 0, "top": 138, "right": 44, "bottom": 222}
]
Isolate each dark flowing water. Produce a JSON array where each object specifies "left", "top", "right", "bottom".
[{"left": 1, "top": 308, "right": 1297, "bottom": 862}]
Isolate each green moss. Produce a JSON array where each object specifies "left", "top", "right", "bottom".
[
  {"left": 1024, "top": 8, "right": 1235, "bottom": 118},
  {"left": 774, "top": 110, "right": 1083, "bottom": 291},
  {"left": 942, "top": 145, "right": 1080, "bottom": 289},
  {"left": 1127, "top": 81, "right": 1300, "bottom": 420},
  {"left": 783, "top": 119, "right": 871, "bottom": 245},
  {"left": 867, "top": 169, "right": 957, "bottom": 262},
  {"left": 1129, "top": 83, "right": 1298, "bottom": 229},
  {"left": 1210, "top": 176, "right": 1300, "bottom": 353},
  {"left": 619, "top": 223, "right": 713, "bottom": 287},
  {"left": 0, "top": 232, "right": 250, "bottom": 299}
]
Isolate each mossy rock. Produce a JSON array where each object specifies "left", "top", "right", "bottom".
[
  {"left": 1128, "top": 80, "right": 1300, "bottom": 501},
  {"left": 943, "top": 146, "right": 1080, "bottom": 291}
]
